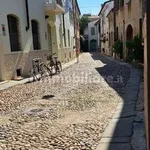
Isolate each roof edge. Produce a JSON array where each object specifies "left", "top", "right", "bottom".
[
  {"left": 98, "top": 0, "right": 112, "bottom": 16},
  {"left": 75, "top": 0, "right": 81, "bottom": 15}
]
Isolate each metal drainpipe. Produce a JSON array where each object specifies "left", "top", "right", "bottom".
[{"left": 25, "top": 0, "right": 30, "bottom": 31}]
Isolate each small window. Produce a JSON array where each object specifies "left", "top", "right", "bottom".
[
  {"left": 116, "top": 27, "right": 119, "bottom": 40},
  {"left": 91, "top": 27, "right": 95, "bottom": 35},
  {"left": 7, "top": 14, "right": 21, "bottom": 52},
  {"left": 31, "top": 20, "right": 41, "bottom": 50},
  {"left": 109, "top": 32, "right": 111, "bottom": 46},
  {"left": 139, "top": 18, "right": 143, "bottom": 38}
]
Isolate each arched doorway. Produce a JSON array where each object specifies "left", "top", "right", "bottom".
[
  {"left": 126, "top": 24, "right": 133, "bottom": 60},
  {"left": 90, "top": 39, "right": 97, "bottom": 52},
  {"left": 126, "top": 24, "right": 133, "bottom": 41}
]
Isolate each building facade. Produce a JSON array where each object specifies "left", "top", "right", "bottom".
[
  {"left": 0, "top": 0, "right": 78, "bottom": 81},
  {"left": 82, "top": 15, "right": 99, "bottom": 52},
  {"left": 107, "top": 8, "right": 115, "bottom": 56},
  {"left": 114, "top": 0, "right": 143, "bottom": 59},
  {"left": 72, "top": 0, "right": 81, "bottom": 55},
  {"left": 99, "top": 0, "right": 114, "bottom": 56},
  {"left": 88, "top": 19, "right": 100, "bottom": 52}
]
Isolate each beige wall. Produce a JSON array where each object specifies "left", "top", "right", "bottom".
[
  {"left": 108, "top": 11, "right": 114, "bottom": 56},
  {"left": 4, "top": 50, "right": 50, "bottom": 80},
  {"left": 116, "top": 0, "right": 142, "bottom": 59},
  {"left": 61, "top": 48, "right": 76, "bottom": 63}
]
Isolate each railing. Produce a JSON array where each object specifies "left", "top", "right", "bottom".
[{"left": 46, "top": 0, "right": 63, "bottom": 7}]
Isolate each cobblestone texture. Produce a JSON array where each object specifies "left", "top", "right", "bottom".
[{"left": 0, "top": 53, "right": 130, "bottom": 150}]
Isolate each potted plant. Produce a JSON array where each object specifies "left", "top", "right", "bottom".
[{"left": 113, "top": 40, "right": 123, "bottom": 59}]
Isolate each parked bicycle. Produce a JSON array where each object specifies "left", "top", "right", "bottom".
[
  {"left": 46, "top": 53, "right": 62, "bottom": 75},
  {"left": 30, "top": 58, "right": 52, "bottom": 81},
  {"left": 30, "top": 53, "right": 62, "bottom": 81}
]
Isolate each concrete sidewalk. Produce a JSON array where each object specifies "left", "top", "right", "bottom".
[
  {"left": 0, "top": 56, "right": 81, "bottom": 91},
  {"left": 96, "top": 58, "right": 145, "bottom": 150}
]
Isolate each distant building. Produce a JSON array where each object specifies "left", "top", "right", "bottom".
[
  {"left": 88, "top": 19, "right": 100, "bottom": 52},
  {"left": 72, "top": 0, "right": 81, "bottom": 55},
  {"left": 107, "top": 8, "right": 115, "bottom": 57},
  {"left": 82, "top": 15, "right": 100, "bottom": 52},
  {"left": 99, "top": 0, "right": 114, "bottom": 56}
]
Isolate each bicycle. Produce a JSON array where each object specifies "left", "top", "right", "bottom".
[
  {"left": 30, "top": 58, "right": 52, "bottom": 81},
  {"left": 46, "top": 53, "right": 62, "bottom": 75}
]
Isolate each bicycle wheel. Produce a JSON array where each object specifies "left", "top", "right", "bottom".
[
  {"left": 57, "top": 61, "right": 62, "bottom": 73},
  {"left": 44, "top": 65, "right": 53, "bottom": 78},
  {"left": 47, "top": 63, "right": 55, "bottom": 76},
  {"left": 30, "top": 66, "right": 39, "bottom": 81},
  {"left": 55, "top": 61, "right": 62, "bottom": 74},
  {"left": 39, "top": 63, "right": 47, "bottom": 79}
]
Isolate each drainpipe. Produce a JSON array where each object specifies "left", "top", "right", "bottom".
[
  {"left": 123, "top": 19, "right": 126, "bottom": 59},
  {"left": 0, "top": 36, "right": 6, "bottom": 81},
  {"left": 113, "top": 6, "right": 117, "bottom": 58},
  {"left": 25, "top": 0, "right": 30, "bottom": 31},
  {"left": 113, "top": 8, "right": 116, "bottom": 42}
]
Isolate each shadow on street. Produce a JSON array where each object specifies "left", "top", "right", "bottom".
[{"left": 90, "top": 52, "right": 142, "bottom": 150}]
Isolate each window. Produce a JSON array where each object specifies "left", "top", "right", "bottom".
[
  {"left": 98, "top": 24, "right": 100, "bottom": 33},
  {"left": 62, "top": 14, "right": 67, "bottom": 47},
  {"left": 31, "top": 20, "right": 41, "bottom": 50},
  {"left": 119, "top": 0, "right": 124, "bottom": 8},
  {"left": 116, "top": 27, "right": 119, "bottom": 40},
  {"left": 68, "top": 30, "right": 70, "bottom": 47},
  {"left": 109, "top": 32, "right": 111, "bottom": 46},
  {"left": 139, "top": 18, "right": 143, "bottom": 38},
  {"left": 7, "top": 15, "right": 21, "bottom": 52},
  {"left": 69, "top": 8, "right": 74, "bottom": 24},
  {"left": 91, "top": 27, "right": 95, "bottom": 35}
]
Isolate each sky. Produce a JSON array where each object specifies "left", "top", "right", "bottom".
[{"left": 78, "top": 0, "right": 106, "bottom": 15}]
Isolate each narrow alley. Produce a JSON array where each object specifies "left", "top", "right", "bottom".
[{"left": 0, "top": 53, "right": 143, "bottom": 150}]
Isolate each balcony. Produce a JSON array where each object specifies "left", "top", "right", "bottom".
[{"left": 45, "top": 0, "right": 64, "bottom": 14}]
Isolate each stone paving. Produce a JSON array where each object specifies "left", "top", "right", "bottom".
[{"left": 0, "top": 53, "right": 139, "bottom": 150}]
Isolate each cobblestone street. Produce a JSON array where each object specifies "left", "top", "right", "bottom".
[{"left": 0, "top": 53, "right": 131, "bottom": 150}]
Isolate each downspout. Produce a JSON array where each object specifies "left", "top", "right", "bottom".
[
  {"left": 113, "top": 9, "right": 116, "bottom": 42},
  {"left": 25, "top": 0, "right": 30, "bottom": 31},
  {"left": 122, "top": 3, "right": 126, "bottom": 60},
  {"left": 113, "top": 5, "right": 116, "bottom": 58},
  {"left": 72, "top": 1, "right": 79, "bottom": 62},
  {"left": 123, "top": 19, "right": 126, "bottom": 59}
]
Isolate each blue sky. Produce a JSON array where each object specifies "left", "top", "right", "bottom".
[{"left": 78, "top": 0, "right": 106, "bottom": 15}]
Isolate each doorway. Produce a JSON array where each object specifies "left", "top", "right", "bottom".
[
  {"left": 126, "top": 24, "right": 133, "bottom": 41},
  {"left": 90, "top": 39, "right": 97, "bottom": 52},
  {"left": 47, "top": 24, "right": 52, "bottom": 54}
]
